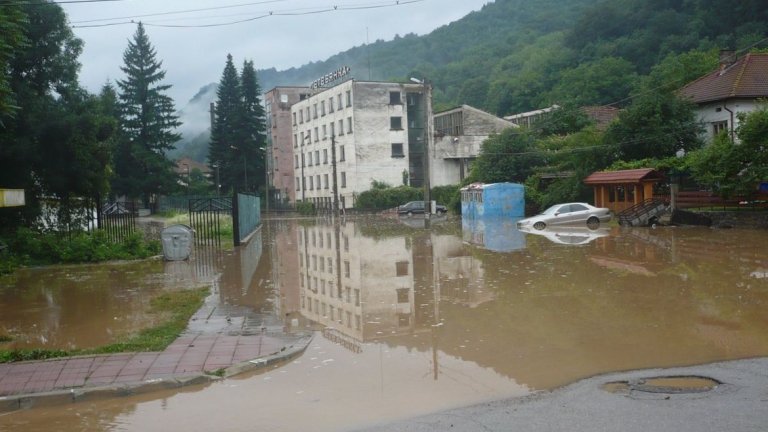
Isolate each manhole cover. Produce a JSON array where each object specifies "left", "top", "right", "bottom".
[{"left": 602, "top": 376, "right": 720, "bottom": 394}]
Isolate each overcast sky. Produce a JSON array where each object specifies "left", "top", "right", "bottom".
[{"left": 62, "top": 0, "right": 490, "bottom": 106}]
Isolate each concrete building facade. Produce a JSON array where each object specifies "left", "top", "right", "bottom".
[
  {"left": 265, "top": 86, "right": 311, "bottom": 205},
  {"left": 290, "top": 80, "right": 430, "bottom": 210},
  {"left": 433, "top": 105, "right": 515, "bottom": 186}
]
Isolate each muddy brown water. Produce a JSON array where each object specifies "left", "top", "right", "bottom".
[{"left": 1, "top": 216, "right": 767, "bottom": 431}]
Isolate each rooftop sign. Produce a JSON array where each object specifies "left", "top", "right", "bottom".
[{"left": 311, "top": 66, "right": 351, "bottom": 90}]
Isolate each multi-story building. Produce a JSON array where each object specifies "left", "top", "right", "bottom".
[
  {"left": 264, "top": 86, "right": 311, "bottom": 205},
  {"left": 290, "top": 80, "right": 430, "bottom": 210}
]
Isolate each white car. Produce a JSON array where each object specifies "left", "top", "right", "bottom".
[{"left": 516, "top": 202, "right": 612, "bottom": 230}]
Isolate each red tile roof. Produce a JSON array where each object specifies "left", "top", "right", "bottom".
[
  {"left": 679, "top": 53, "right": 768, "bottom": 104},
  {"left": 583, "top": 168, "right": 662, "bottom": 185}
]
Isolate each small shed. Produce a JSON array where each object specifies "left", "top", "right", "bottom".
[
  {"left": 461, "top": 182, "right": 525, "bottom": 219},
  {"left": 583, "top": 168, "right": 663, "bottom": 213}
]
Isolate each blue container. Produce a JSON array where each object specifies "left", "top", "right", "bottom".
[{"left": 461, "top": 182, "right": 525, "bottom": 219}]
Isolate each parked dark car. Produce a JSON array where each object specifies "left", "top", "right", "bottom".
[{"left": 397, "top": 200, "right": 447, "bottom": 216}]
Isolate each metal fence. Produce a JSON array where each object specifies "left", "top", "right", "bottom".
[{"left": 189, "top": 197, "right": 232, "bottom": 248}]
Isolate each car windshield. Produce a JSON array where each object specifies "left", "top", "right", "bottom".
[{"left": 539, "top": 205, "right": 562, "bottom": 215}]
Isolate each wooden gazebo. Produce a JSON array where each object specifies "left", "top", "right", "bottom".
[{"left": 583, "top": 168, "right": 663, "bottom": 213}]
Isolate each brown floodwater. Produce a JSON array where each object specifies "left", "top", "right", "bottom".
[{"left": 1, "top": 216, "right": 768, "bottom": 431}]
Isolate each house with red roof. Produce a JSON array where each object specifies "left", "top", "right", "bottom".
[
  {"left": 679, "top": 50, "right": 768, "bottom": 143},
  {"left": 583, "top": 168, "right": 663, "bottom": 214}
]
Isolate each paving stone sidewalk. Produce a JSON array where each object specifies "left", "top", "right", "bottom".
[{"left": 0, "top": 292, "right": 311, "bottom": 412}]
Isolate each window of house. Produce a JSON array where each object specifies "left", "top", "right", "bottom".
[
  {"left": 314, "top": 127, "right": 319, "bottom": 142},
  {"left": 341, "top": 172, "right": 347, "bottom": 188},
  {"left": 315, "top": 150, "right": 320, "bottom": 164},
  {"left": 324, "top": 174, "right": 329, "bottom": 189},
  {"left": 295, "top": 177, "right": 300, "bottom": 191},
  {"left": 299, "top": 110, "right": 303, "bottom": 123},
  {"left": 344, "top": 235, "right": 349, "bottom": 251},
  {"left": 292, "top": 112, "right": 297, "bottom": 125},
  {"left": 337, "top": 94, "right": 343, "bottom": 110},
  {"left": 323, "top": 149, "right": 328, "bottom": 164},
  {"left": 347, "top": 117, "right": 353, "bottom": 134},
  {"left": 307, "top": 152, "right": 312, "bottom": 166},
  {"left": 316, "top": 175, "right": 320, "bottom": 190},
  {"left": 309, "top": 176, "right": 314, "bottom": 190},
  {"left": 320, "top": 101, "right": 326, "bottom": 116},
  {"left": 313, "top": 103, "right": 317, "bottom": 119},
  {"left": 306, "top": 107, "right": 310, "bottom": 120},
  {"left": 293, "top": 133, "right": 298, "bottom": 148},
  {"left": 389, "top": 91, "right": 402, "bottom": 105},
  {"left": 329, "top": 97, "right": 334, "bottom": 113},
  {"left": 396, "top": 288, "right": 409, "bottom": 303},
  {"left": 338, "top": 120, "right": 344, "bottom": 135},
  {"left": 396, "top": 261, "right": 408, "bottom": 276},
  {"left": 294, "top": 155, "right": 299, "bottom": 168},
  {"left": 302, "top": 176, "right": 306, "bottom": 190},
  {"left": 330, "top": 122, "right": 335, "bottom": 138},
  {"left": 322, "top": 125, "right": 327, "bottom": 139},
  {"left": 391, "top": 143, "right": 404, "bottom": 158},
  {"left": 390, "top": 116, "right": 403, "bottom": 130},
  {"left": 304, "top": 130, "right": 309, "bottom": 144},
  {"left": 339, "top": 145, "right": 345, "bottom": 161},
  {"left": 346, "top": 90, "right": 352, "bottom": 107},
  {"left": 300, "top": 132, "right": 305, "bottom": 146},
  {"left": 344, "top": 260, "right": 350, "bottom": 278},
  {"left": 712, "top": 121, "right": 728, "bottom": 136}
]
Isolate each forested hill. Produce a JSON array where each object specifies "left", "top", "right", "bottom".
[
  {"left": 256, "top": 0, "right": 766, "bottom": 115},
  {"left": 174, "top": 0, "right": 767, "bottom": 161}
]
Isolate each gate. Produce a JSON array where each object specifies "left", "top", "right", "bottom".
[
  {"left": 189, "top": 196, "right": 232, "bottom": 248},
  {"left": 100, "top": 201, "right": 137, "bottom": 243}
]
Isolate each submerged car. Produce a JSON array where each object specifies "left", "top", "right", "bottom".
[
  {"left": 397, "top": 200, "right": 447, "bottom": 216},
  {"left": 516, "top": 202, "right": 611, "bottom": 230}
]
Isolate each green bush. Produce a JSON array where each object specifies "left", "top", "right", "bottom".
[
  {"left": 296, "top": 201, "right": 316, "bottom": 216},
  {"left": 355, "top": 185, "right": 423, "bottom": 210}
]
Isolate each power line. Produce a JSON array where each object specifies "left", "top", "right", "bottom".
[{"left": 71, "top": 0, "right": 425, "bottom": 29}]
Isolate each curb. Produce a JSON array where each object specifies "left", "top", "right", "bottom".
[{"left": 0, "top": 333, "right": 313, "bottom": 414}]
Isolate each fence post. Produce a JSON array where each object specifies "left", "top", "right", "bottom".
[{"left": 232, "top": 191, "right": 241, "bottom": 246}]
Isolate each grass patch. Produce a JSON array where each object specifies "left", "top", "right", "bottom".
[{"left": 0, "top": 287, "right": 209, "bottom": 363}]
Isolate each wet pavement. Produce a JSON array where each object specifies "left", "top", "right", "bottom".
[{"left": 0, "top": 289, "right": 311, "bottom": 413}]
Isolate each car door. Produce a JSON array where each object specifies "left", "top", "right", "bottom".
[
  {"left": 549, "top": 204, "right": 572, "bottom": 226},
  {"left": 567, "top": 203, "right": 591, "bottom": 225}
]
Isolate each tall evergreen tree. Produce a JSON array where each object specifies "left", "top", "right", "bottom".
[
  {"left": 239, "top": 60, "right": 267, "bottom": 192},
  {"left": 209, "top": 54, "right": 243, "bottom": 193},
  {"left": 115, "top": 22, "right": 181, "bottom": 206}
]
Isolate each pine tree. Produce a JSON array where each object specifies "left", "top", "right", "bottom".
[
  {"left": 115, "top": 22, "right": 181, "bottom": 206},
  {"left": 240, "top": 60, "right": 267, "bottom": 192},
  {"left": 209, "top": 54, "right": 243, "bottom": 193}
]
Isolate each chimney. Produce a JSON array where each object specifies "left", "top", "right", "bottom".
[{"left": 719, "top": 49, "right": 736, "bottom": 73}]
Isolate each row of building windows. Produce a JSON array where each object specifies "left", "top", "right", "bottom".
[
  {"left": 294, "top": 118, "right": 353, "bottom": 148},
  {"left": 294, "top": 146, "right": 346, "bottom": 168},
  {"left": 299, "top": 253, "right": 334, "bottom": 275},
  {"left": 295, "top": 172, "right": 347, "bottom": 191},
  {"left": 302, "top": 296, "right": 362, "bottom": 331},
  {"left": 299, "top": 230, "right": 350, "bottom": 251},
  {"left": 293, "top": 90, "right": 353, "bottom": 126}
]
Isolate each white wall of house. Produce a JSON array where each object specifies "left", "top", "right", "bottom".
[{"left": 695, "top": 98, "right": 758, "bottom": 143}]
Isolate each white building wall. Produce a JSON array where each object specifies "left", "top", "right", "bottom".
[
  {"left": 695, "top": 99, "right": 758, "bottom": 143},
  {"left": 291, "top": 80, "right": 422, "bottom": 209}
]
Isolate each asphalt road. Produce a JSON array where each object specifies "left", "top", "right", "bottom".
[{"left": 357, "top": 357, "right": 768, "bottom": 432}]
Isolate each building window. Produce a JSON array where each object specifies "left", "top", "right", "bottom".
[
  {"left": 347, "top": 117, "right": 353, "bottom": 134},
  {"left": 712, "top": 121, "right": 728, "bottom": 136},
  {"left": 329, "top": 97, "right": 334, "bottom": 113},
  {"left": 396, "top": 261, "right": 408, "bottom": 276},
  {"left": 391, "top": 143, "right": 404, "bottom": 158},
  {"left": 300, "top": 131, "right": 305, "bottom": 146},
  {"left": 301, "top": 153, "right": 305, "bottom": 167},
  {"left": 346, "top": 90, "right": 352, "bottom": 107},
  {"left": 322, "top": 125, "right": 327, "bottom": 140},
  {"left": 339, "top": 145, "right": 345, "bottom": 161},
  {"left": 314, "top": 127, "right": 319, "bottom": 142},
  {"left": 396, "top": 288, "right": 409, "bottom": 303},
  {"left": 323, "top": 149, "right": 328, "bottom": 164},
  {"left": 344, "top": 260, "right": 350, "bottom": 278},
  {"left": 293, "top": 133, "right": 298, "bottom": 148},
  {"left": 389, "top": 91, "right": 401, "bottom": 105},
  {"left": 313, "top": 103, "right": 318, "bottom": 119},
  {"left": 309, "top": 176, "right": 314, "bottom": 190},
  {"left": 390, "top": 116, "right": 402, "bottom": 130},
  {"left": 337, "top": 94, "right": 343, "bottom": 110},
  {"left": 294, "top": 155, "right": 299, "bottom": 168},
  {"left": 324, "top": 173, "right": 329, "bottom": 189},
  {"left": 315, "top": 150, "right": 320, "bottom": 164},
  {"left": 302, "top": 176, "right": 306, "bottom": 190},
  {"left": 304, "top": 130, "right": 309, "bottom": 144},
  {"left": 293, "top": 112, "right": 297, "bottom": 125},
  {"left": 299, "top": 110, "right": 303, "bottom": 123},
  {"left": 296, "top": 177, "right": 300, "bottom": 191},
  {"left": 316, "top": 175, "right": 320, "bottom": 190},
  {"left": 341, "top": 172, "right": 347, "bottom": 188},
  {"left": 307, "top": 152, "right": 312, "bottom": 166},
  {"left": 330, "top": 122, "right": 335, "bottom": 137},
  {"left": 320, "top": 101, "right": 326, "bottom": 116},
  {"left": 338, "top": 120, "right": 344, "bottom": 135},
  {"left": 306, "top": 107, "right": 310, "bottom": 121}
]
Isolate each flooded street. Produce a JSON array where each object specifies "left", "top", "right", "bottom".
[{"left": 2, "top": 216, "right": 768, "bottom": 431}]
